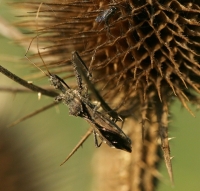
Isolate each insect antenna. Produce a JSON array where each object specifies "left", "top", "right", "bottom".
[
  {"left": 25, "top": 37, "right": 49, "bottom": 77},
  {"left": 25, "top": 2, "right": 52, "bottom": 78}
]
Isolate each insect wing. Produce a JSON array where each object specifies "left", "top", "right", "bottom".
[
  {"left": 95, "top": 123, "right": 132, "bottom": 152},
  {"left": 84, "top": 104, "right": 132, "bottom": 152},
  {"left": 72, "top": 51, "right": 121, "bottom": 121}
]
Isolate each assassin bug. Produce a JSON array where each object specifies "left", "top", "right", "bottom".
[
  {"left": 28, "top": 49, "right": 132, "bottom": 152},
  {"left": 55, "top": 52, "right": 131, "bottom": 152},
  {"left": 71, "top": 52, "right": 131, "bottom": 152}
]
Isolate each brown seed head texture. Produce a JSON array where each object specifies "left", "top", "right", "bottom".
[{"left": 16, "top": 0, "right": 200, "bottom": 188}]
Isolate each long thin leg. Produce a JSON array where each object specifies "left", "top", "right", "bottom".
[
  {"left": 72, "top": 51, "right": 92, "bottom": 79},
  {"left": 93, "top": 130, "right": 102, "bottom": 148},
  {"left": 71, "top": 53, "right": 85, "bottom": 93}
]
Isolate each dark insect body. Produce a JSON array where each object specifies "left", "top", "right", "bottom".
[
  {"left": 38, "top": 51, "right": 132, "bottom": 153},
  {"left": 95, "top": 6, "right": 117, "bottom": 25}
]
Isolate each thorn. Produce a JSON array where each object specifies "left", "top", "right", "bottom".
[
  {"left": 162, "top": 146, "right": 174, "bottom": 185},
  {"left": 159, "top": 102, "right": 174, "bottom": 185},
  {"left": 168, "top": 137, "right": 175, "bottom": 141},
  {"left": 7, "top": 102, "right": 58, "bottom": 128},
  {"left": 60, "top": 127, "right": 93, "bottom": 166}
]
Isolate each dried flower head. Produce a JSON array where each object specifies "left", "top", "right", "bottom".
[{"left": 14, "top": 0, "right": 200, "bottom": 189}]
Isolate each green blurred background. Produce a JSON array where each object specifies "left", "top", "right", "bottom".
[{"left": 0, "top": 1, "right": 200, "bottom": 190}]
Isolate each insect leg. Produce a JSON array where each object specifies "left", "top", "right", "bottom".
[
  {"left": 54, "top": 94, "right": 64, "bottom": 102},
  {"left": 72, "top": 51, "right": 92, "bottom": 79},
  {"left": 71, "top": 52, "right": 86, "bottom": 93},
  {"left": 93, "top": 130, "right": 102, "bottom": 148},
  {"left": 90, "top": 101, "right": 100, "bottom": 118}
]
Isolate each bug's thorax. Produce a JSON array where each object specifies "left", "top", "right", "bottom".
[{"left": 56, "top": 91, "right": 83, "bottom": 117}]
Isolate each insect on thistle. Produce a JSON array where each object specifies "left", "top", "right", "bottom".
[{"left": 32, "top": 51, "right": 132, "bottom": 152}]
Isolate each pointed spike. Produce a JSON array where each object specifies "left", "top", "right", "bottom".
[
  {"left": 168, "top": 137, "right": 175, "bottom": 141},
  {"left": 178, "top": 93, "right": 195, "bottom": 117},
  {"left": 7, "top": 102, "right": 58, "bottom": 128},
  {"left": 159, "top": 101, "right": 174, "bottom": 185},
  {"left": 60, "top": 127, "right": 93, "bottom": 166},
  {"left": 162, "top": 145, "right": 174, "bottom": 185}
]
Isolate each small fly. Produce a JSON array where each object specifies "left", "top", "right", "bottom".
[
  {"left": 49, "top": 52, "right": 132, "bottom": 152},
  {"left": 95, "top": 6, "right": 117, "bottom": 25}
]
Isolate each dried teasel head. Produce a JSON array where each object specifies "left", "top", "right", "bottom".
[{"left": 15, "top": 0, "right": 200, "bottom": 186}]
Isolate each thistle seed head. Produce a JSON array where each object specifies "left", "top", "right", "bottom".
[{"left": 16, "top": 0, "right": 200, "bottom": 184}]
